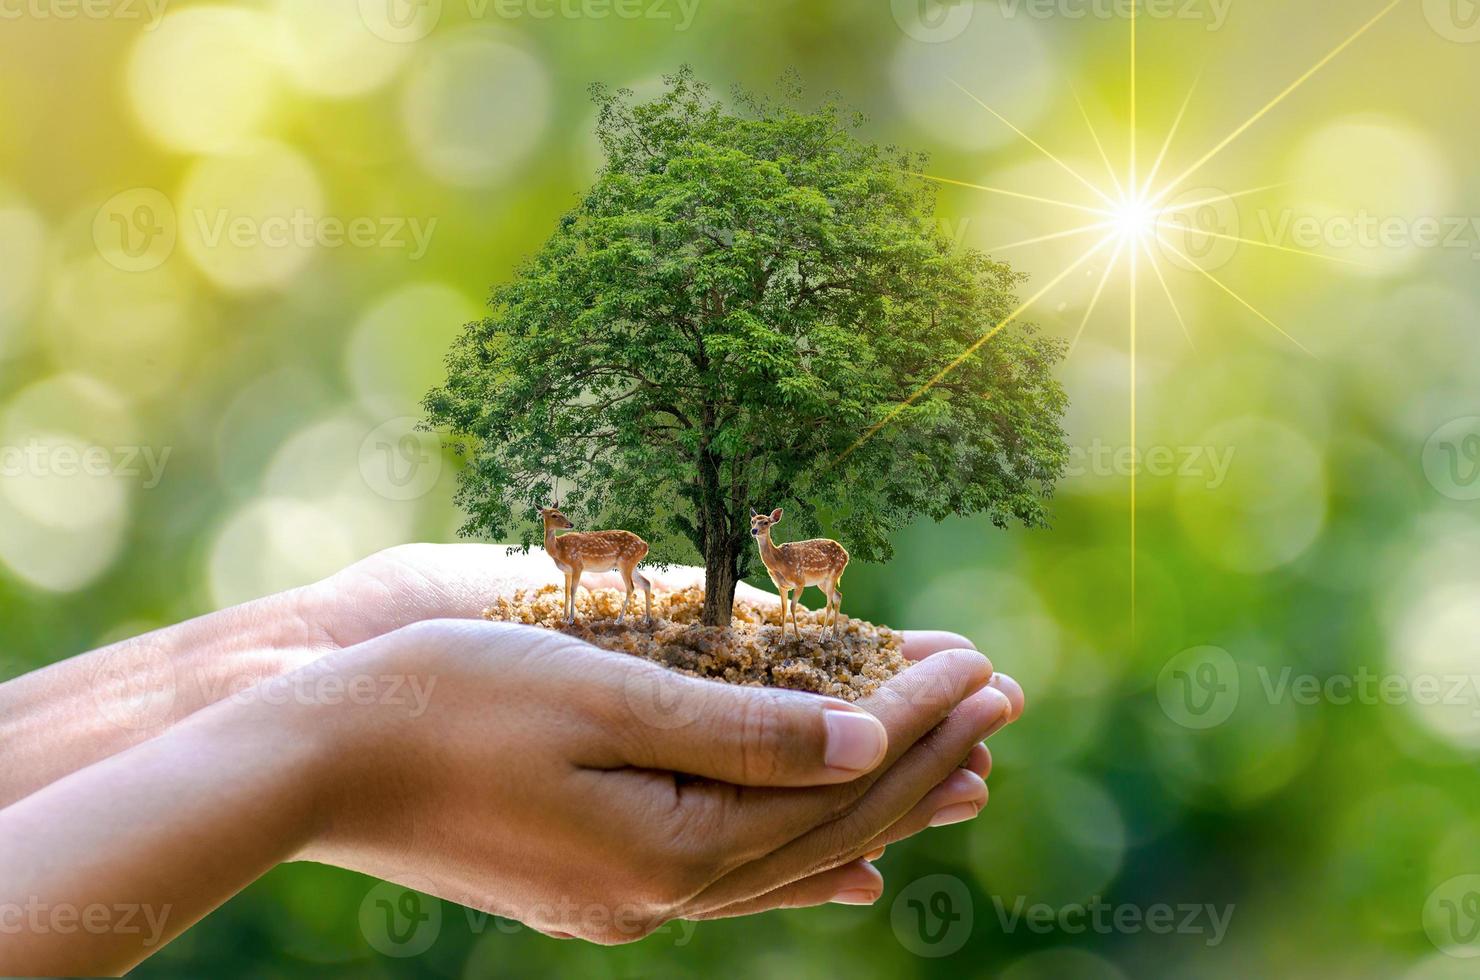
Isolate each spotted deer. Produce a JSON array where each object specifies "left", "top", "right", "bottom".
[
  {"left": 750, "top": 507, "right": 849, "bottom": 638},
  {"left": 540, "top": 507, "right": 653, "bottom": 625}
]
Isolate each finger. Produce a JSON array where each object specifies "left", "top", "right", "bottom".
[
  {"left": 988, "top": 672, "right": 1026, "bottom": 721},
  {"left": 852, "top": 740, "right": 1000, "bottom": 864},
  {"left": 857, "top": 741, "right": 994, "bottom": 862},
  {"left": 900, "top": 630, "right": 977, "bottom": 660},
  {"left": 681, "top": 649, "right": 995, "bottom": 854},
  {"left": 686, "top": 859, "right": 883, "bottom": 919},
  {"left": 686, "top": 685, "right": 1013, "bottom": 913},
  {"left": 964, "top": 742, "right": 992, "bottom": 779},
  {"left": 599, "top": 661, "right": 889, "bottom": 786}
]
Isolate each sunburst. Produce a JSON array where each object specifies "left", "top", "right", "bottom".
[{"left": 840, "top": 0, "right": 1406, "bottom": 631}]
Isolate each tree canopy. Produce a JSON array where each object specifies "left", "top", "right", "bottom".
[{"left": 423, "top": 67, "right": 1070, "bottom": 626}]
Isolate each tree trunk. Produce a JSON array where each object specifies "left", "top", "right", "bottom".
[{"left": 700, "top": 535, "right": 740, "bottom": 627}]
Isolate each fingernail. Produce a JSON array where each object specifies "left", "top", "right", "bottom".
[
  {"left": 825, "top": 710, "right": 887, "bottom": 772},
  {"left": 831, "top": 889, "right": 880, "bottom": 905},
  {"left": 929, "top": 801, "right": 981, "bottom": 827},
  {"left": 864, "top": 846, "right": 885, "bottom": 861},
  {"left": 988, "top": 673, "right": 1025, "bottom": 720},
  {"left": 980, "top": 687, "right": 1013, "bottom": 731}
]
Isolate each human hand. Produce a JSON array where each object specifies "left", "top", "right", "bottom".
[
  {"left": 294, "top": 615, "right": 1021, "bottom": 940},
  {"left": 0, "top": 549, "right": 1025, "bottom": 971}
]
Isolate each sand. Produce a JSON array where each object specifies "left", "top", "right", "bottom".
[{"left": 482, "top": 584, "right": 910, "bottom": 701}]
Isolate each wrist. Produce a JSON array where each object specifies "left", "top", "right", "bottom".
[{"left": 270, "top": 638, "right": 439, "bottom": 865}]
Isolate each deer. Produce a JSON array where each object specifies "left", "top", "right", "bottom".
[
  {"left": 539, "top": 507, "right": 653, "bottom": 626},
  {"left": 749, "top": 507, "right": 850, "bottom": 639}
]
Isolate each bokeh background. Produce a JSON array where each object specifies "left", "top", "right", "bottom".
[{"left": 3, "top": 0, "right": 1479, "bottom": 976}]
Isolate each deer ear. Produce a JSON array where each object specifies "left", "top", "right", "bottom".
[
  {"left": 770, "top": 508, "right": 783, "bottom": 522},
  {"left": 751, "top": 507, "right": 760, "bottom": 517}
]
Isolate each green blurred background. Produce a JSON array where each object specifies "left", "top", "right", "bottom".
[{"left": 3, "top": 0, "right": 1479, "bottom": 976}]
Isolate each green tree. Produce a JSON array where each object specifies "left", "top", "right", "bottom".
[{"left": 424, "top": 68, "right": 1069, "bottom": 627}]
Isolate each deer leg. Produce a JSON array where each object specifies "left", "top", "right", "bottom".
[
  {"left": 617, "top": 567, "right": 634, "bottom": 624},
  {"left": 829, "top": 580, "right": 843, "bottom": 636},
  {"left": 631, "top": 567, "right": 653, "bottom": 625},
  {"left": 566, "top": 570, "right": 580, "bottom": 624},
  {"left": 778, "top": 586, "right": 791, "bottom": 636},
  {"left": 790, "top": 589, "right": 804, "bottom": 636}
]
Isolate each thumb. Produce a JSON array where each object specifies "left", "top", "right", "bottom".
[{"left": 611, "top": 664, "right": 889, "bottom": 787}]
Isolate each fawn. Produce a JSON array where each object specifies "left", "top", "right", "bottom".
[
  {"left": 750, "top": 507, "right": 849, "bottom": 638},
  {"left": 540, "top": 507, "right": 653, "bottom": 625}
]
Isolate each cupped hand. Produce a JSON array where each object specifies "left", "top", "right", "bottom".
[{"left": 294, "top": 615, "right": 1020, "bottom": 942}]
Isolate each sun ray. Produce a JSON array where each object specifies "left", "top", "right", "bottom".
[
  {"left": 1072, "top": 89, "right": 1125, "bottom": 199},
  {"left": 1151, "top": 0, "right": 1404, "bottom": 207},
  {"left": 1151, "top": 220, "right": 1369, "bottom": 267},
  {"left": 949, "top": 79, "right": 1119, "bottom": 209},
  {"left": 1069, "top": 237, "right": 1125, "bottom": 355},
  {"left": 1129, "top": 230, "right": 1138, "bottom": 632},
  {"left": 1139, "top": 74, "right": 1200, "bottom": 199},
  {"left": 1141, "top": 237, "right": 1195, "bottom": 350},
  {"left": 988, "top": 220, "right": 1116, "bottom": 254},
  {"left": 910, "top": 172, "right": 1113, "bottom": 218},
  {"left": 836, "top": 234, "right": 1117, "bottom": 463},
  {"left": 1154, "top": 233, "right": 1314, "bottom": 355},
  {"left": 1161, "top": 182, "right": 1288, "bottom": 213},
  {"left": 1129, "top": 0, "right": 1137, "bottom": 193}
]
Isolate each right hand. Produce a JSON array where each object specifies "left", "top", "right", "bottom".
[{"left": 292, "top": 616, "right": 1021, "bottom": 942}]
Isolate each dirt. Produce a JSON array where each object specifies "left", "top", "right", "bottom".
[{"left": 481, "top": 584, "right": 910, "bottom": 701}]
